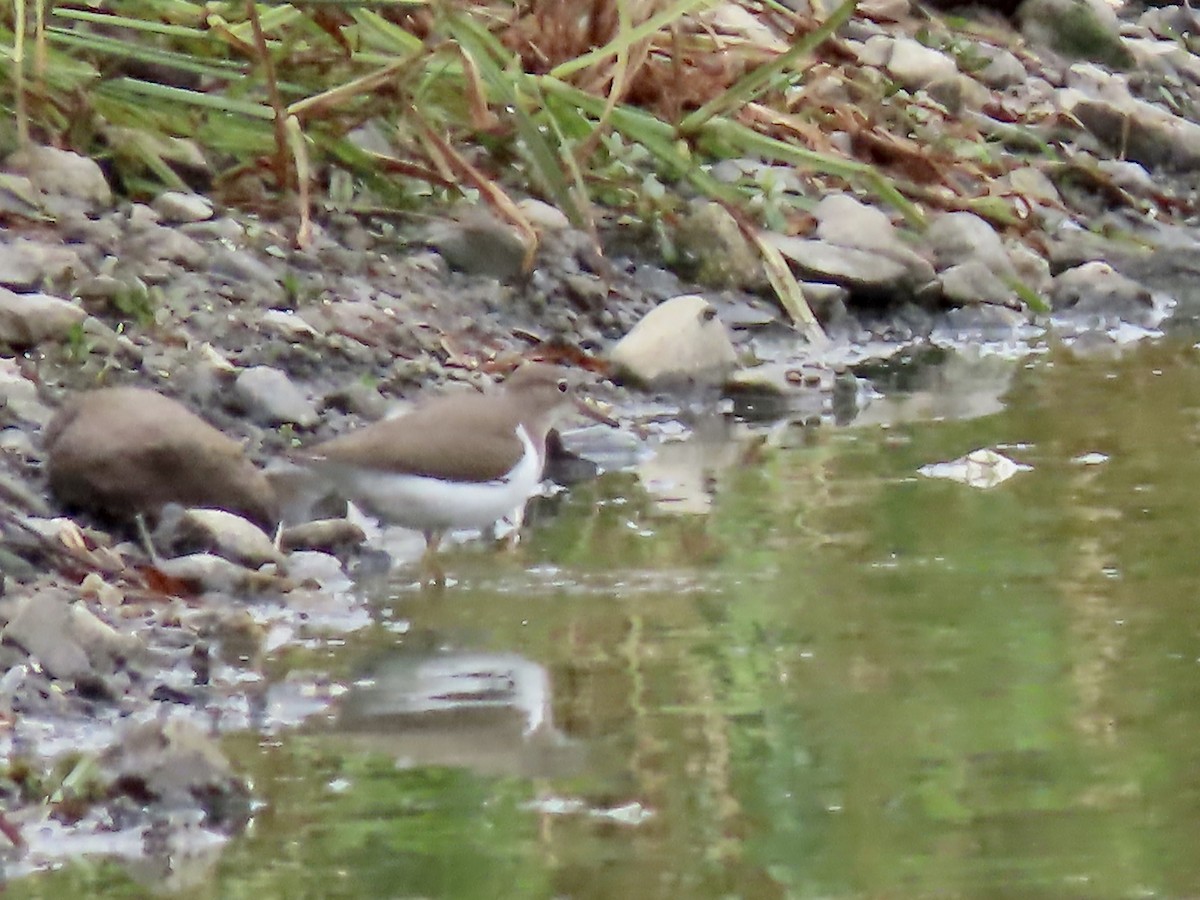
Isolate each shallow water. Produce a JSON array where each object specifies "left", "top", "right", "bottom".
[{"left": 14, "top": 332, "right": 1200, "bottom": 898}]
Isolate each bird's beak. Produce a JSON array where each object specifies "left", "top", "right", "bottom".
[{"left": 573, "top": 394, "right": 619, "bottom": 427}]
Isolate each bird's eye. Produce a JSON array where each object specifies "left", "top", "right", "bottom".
[{"left": 557, "top": 379, "right": 568, "bottom": 393}]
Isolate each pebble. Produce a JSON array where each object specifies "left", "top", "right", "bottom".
[
  {"left": 0, "top": 288, "right": 87, "bottom": 346},
  {"left": 5, "top": 145, "right": 112, "bottom": 215},
  {"left": 233, "top": 366, "right": 320, "bottom": 427},
  {"left": 152, "top": 191, "right": 215, "bottom": 224}
]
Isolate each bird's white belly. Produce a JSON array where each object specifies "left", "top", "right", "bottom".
[{"left": 326, "top": 425, "right": 543, "bottom": 532}]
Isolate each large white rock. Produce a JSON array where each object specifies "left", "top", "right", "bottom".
[{"left": 609, "top": 294, "right": 738, "bottom": 389}]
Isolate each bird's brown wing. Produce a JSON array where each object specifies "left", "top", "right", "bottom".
[{"left": 307, "top": 392, "right": 528, "bottom": 483}]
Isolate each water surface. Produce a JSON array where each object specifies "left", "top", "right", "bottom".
[{"left": 14, "top": 334, "right": 1200, "bottom": 899}]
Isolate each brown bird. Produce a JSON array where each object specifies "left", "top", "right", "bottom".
[{"left": 301, "top": 364, "right": 592, "bottom": 557}]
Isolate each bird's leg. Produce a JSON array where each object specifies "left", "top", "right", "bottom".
[
  {"left": 500, "top": 502, "right": 528, "bottom": 550},
  {"left": 420, "top": 529, "right": 446, "bottom": 588},
  {"left": 423, "top": 529, "right": 443, "bottom": 557}
]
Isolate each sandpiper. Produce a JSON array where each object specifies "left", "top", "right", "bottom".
[{"left": 302, "top": 364, "right": 590, "bottom": 557}]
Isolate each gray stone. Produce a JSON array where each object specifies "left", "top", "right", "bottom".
[
  {"left": 181, "top": 216, "right": 245, "bottom": 244},
  {"left": 46, "top": 387, "right": 279, "bottom": 528},
  {"left": 884, "top": 37, "right": 958, "bottom": 89},
  {"left": 2, "top": 588, "right": 134, "bottom": 681},
  {"left": 1097, "top": 159, "right": 1154, "bottom": 194},
  {"left": 1001, "top": 167, "right": 1062, "bottom": 207},
  {"left": 0, "top": 289, "right": 86, "bottom": 347},
  {"left": 209, "top": 247, "right": 284, "bottom": 299},
  {"left": 426, "top": 212, "right": 528, "bottom": 281},
  {"left": 939, "top": 304, "right": 1032, "bottom": 334},
  {"left": 940, "top": 261, "right": 1019, "bottom": 307},
  {"left": 152, "top": 191, "right": 214, "bottom": 224},
  {"left": 609, "top": 294, "right": 739, "bottom": 389},
  {"left": 0, "top": 360, "right": 50, "bottom": 424},
  {"left": 279, "top": 518, "right": 367, "bottom": 553},
  {"left": 1051, "top": 261, "right": 1153, "bottom": 318},
  {"left": 5, "top": 146, "right": 113, "bottom": 215},
  {"left": 2, "top": 590, "right": 91, "bottom": 680},
  {"left": 1062, "top": 79, "right": 1200, "bottom": 171},
  {"left": 767, "top": 235, "right": 912, "bottom": 293},
  {"left": 27, "top": 240, "right": 85, "bottom": 286},
  {"left": 675, "top": 200, "right": 763, "bottom": 289},
  {"left": 126, "top": 203, "right": 161, "bottom": 231},
  {"left": 0, "top": 241, "right": 41, "bottom": 289},
  {"left": 1006, "top": 242, "right": 1054, "bottom": 299},
  {"left": 0, "top": 174, "right": 45, "bottom": 219},
  {"left": 140, "top": 225, "right": 209, "bottom": 269},
  {"left": 926, "top": 212, "right": 1012, "bottom": 276},
  {"left": 857, "top": 0, "right": 909, "bottom": 20},
  {"left": 73, "top": 274, "right": 131, "bottom": 302},
  {"left": 232, "top": 366, "right": 319, "bottom": 427},
  {"left": 259, "top": 309, "right": 318, "bottom": 341},
  {"left": 59, "top": 212, "right": 121, "bottom": 250},
  {"left": 814, "top": 194, "right": 935, "bottom": 283},
  {"left": 977, "top": 48, "right": 1028, "bottom": 89},
  {"left": 926, "top": 75, "right": 991, "bottom": 114},
  {"left": 1021, "top": 0, "right": 1132, "bottom": 67}
]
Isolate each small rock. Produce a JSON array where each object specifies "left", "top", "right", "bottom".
[
  {"left": 0, "top": 174, "right": 46, "bottom": 219},
  {"left": 5, "top": 145, "right": 113, "bottom": 215},
  {"left": 858, "top": 0, "right": 910, "bottom": 20},
  {"left": 926, "top": 211, "right": 1013, "bottom": 276},
  {"left": 59, "top": 212, "right": 122, "bottom": 250},
  {"left": 73, "top": 274, "right": 131, "bottom": 303},
  {"left": 180, "top": 216, "right": 244, "bottom": 244},
  {"left": 814, "top": 194, "right": 934, "bottom": 283},
  {"left": 0, "top": 288, "right": 86, "bottom": 347},
  {"left": 882, "top": 36, "right": 959, "bottom": 89},
  {"left": 1020, "top": 0, "right": 1132, "bottom": 68},
  {"left": 152, "top": 191, "right": 214, "bottom": 224},
  {"left": 139, "top": 225, "right": 209, "bottom": 269},
  {"left": 148, "top": 551, "right": 282, "bottom": 595},
  {"left": 209, "top": 247, "right": 284, "bottom": 299},
  {"left": 0, "top": 357, "right": 51, "bottom": 424},
  {"left": 279, "top": 518, "right": 367, "bottom": 554},
  {"left": 1002, "top": 167, "right": 1063, "bottom": 208},
  {"left": 46, "top": 387, "right": 278, "bottom": 528},
  {"left": 1065, "top": 89, "right": 1200, "bottom": 171},
  {"left": 1006, "top": 242, "right": 1054, "bottom": 298},
  {"left": 767, "top": 236, "right": 912, "bottom": 295},
  {"left": 0, "top": 241, "right": 43, "bottom": 290},
  {"left": 938, "top": 304, "right": 1032, "bottom": 336},
  {"left": 609, "top": 294, "right": 738, "bottom": 390},
  {"left": 517, "top": 198, "right": 571, "bottom": 231},
  {"left": 939, "top": 260, "right": 1020, "bottom": 307},
  {"left": 2, "top": 588, "right": 134, "bottom": 681},
  {"left": 156, "top": 507, "right": 282, "bottom": 568},
  {"left": 1097, "top": 159, "right": 1154, "bottom": 194},
  {"left": 675, "top": 200, "right": 764, "bottom": 289},
  {"left": 426, "top": 212, "right": 528, "bottom": 280},
  {"left": 1051, "top": 261, "right": 1154, "bottom": 319},
  {"left": 125, "top": 202, "right": 161, "bottom": 230},
  {"left": 259, "top": 309, "right": 319, "bottom": 341},
  {"left": 926, "top": 74, "right": 991, "bottom": 114},
  {"left": 232, "top": 366, "right": 319, "bottom": 427},
  {"left": 976, "top": 47, "right": 1028, "bottom": 89}
]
